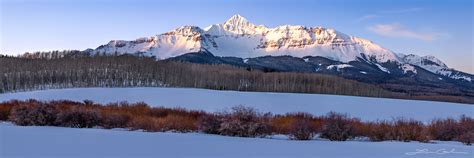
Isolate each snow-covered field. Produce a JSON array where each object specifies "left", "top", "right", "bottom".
[
  {"left": 0, "top": 122, "right": 472, "bottom": 158},
  {"left": 0, "top": 87, "right": 472, "bottom": 122},
  {"left": 1, "top": 88, "right": 473, "bottom": 158}
]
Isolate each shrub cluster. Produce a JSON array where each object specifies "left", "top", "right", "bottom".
[
  {"left": 269, "top": 112, "right": 321, "bottom": 140},
  {"left": 0, "top": 99, "right": 473, "bottom": 145},
  {"left": 320, "top": 112, "right": 357, "bottom": 141},
  {"left": 0, "top": 100, "right": 17, "bottom": 120},
  {"left": 9, "top": 100, "right": 59, "bottom": 126},
  {"left": 428, "top": 116, "right": 474, "bottom": 145},
  {"left": 366, "top": 119, "right": 428, "bottom": 142},
  {"left": 199, "top": 106, "right": 272, "bottom": 137},
  {"left": 55, "top": 107, "right": 101, "bottom": 128},
  {"left": 288, "top": 118, "right": 317, "bottom": 140},
  {"left": 4, "top": 100, "right": 203, "bottom": 132}
]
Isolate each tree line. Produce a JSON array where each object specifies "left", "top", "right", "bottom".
[
  {"left": 1, "top": 50, "right": 472, "bottom": 103},
  {"left": 0, "top": 51, "right": 394, "bottom": 97}
]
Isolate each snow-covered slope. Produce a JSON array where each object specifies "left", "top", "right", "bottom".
[
  {"left": 204, "top": 15, "right": 399, "bottom": 63},
  {"left": 95, "top": 15, "right": 398, "bottom": 63},
  {"left": 95, "top": 26, "right": 212, "bottom": 59},
  {"left": 399, "top": 54, "right": 472, "bottom": 81},
  {"left": 1, "top": 87, "right": 472, "bottom": 122},
  {"left": 1, "top": 123, "right": 472, "bottom": 158},
  {"left": 93, "top": 14, "right": 472, "bottom": 81}
]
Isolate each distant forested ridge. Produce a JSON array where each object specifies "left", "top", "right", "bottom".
[{"left": 0, "top": 50, "right": 473, "bottom": 103}]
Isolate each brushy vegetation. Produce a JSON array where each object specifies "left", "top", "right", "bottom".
[
  {"left": 198, "top": 106, "right": 272, "bottom": 137},
  {"left": 1, "top": 99, "right": 473, "bottom": 145},
  {"left": 320, "top": 112, "right": 357, "bottom": 141}
]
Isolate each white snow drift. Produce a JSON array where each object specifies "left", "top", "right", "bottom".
[{"left": 0, "top": 123, "right": 472, "bottom": 158}]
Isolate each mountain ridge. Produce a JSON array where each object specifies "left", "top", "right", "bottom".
[{"left": 92, "top": 14, "right": 472, "bottom": 82}]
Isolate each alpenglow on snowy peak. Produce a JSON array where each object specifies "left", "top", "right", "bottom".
[
  {"left": 93, "top": 14, "right": 472, "bottom": 82},
  {"left": 94, "top": 14, "right": 397, "bottom": 62}
]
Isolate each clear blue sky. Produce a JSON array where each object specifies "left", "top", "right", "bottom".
[{"left": 1, "top": 0, "right": 473, "bottom": 73}]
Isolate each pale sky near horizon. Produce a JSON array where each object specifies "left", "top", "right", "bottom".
[{"left": 1, "top": 0, "right": 473, "bottom": 73}]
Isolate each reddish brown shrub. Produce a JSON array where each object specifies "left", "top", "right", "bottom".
[
  {"left": 320, "top": 112, "right": 355, "bottom": 141},
  {"left": 56, "top": 107, "right": 101, "bottom": 128},
  {"left": 392, "top": 118, "right": 427, "bottom": 142},
  {"left": 368, "top": 121, "right": 395, "bottom": 141},
  {"left": 428, "top": 118, "right": 461, "bottom": 141},
  {"left": 156, "top": 115, "right": 198, "bottom": 132},
  {"left": 2, "top": 99, "right": 474, "bottom": 145},
  {"left": 457, "top": 132, "right": 474, "bottom": 145},
  {"left": 198, "top": 114, "right": 223, "bottom": 134},
  {"left": 101, "top": 102, "right": 203, "bottom": 132},
  {"left": 270, "top": 112, "right": 322, "bottom": 135},
  {"left": 0, "top": 100, "right": 19, "bottom": 120},
  {"left": 456, "top": 116, "right": 474, "bottom": 145},
  {"left": 0, "top": 105, "right": 13, "bottom": 121},
  {"left": 127, "top": 116, "right": 160, "bottom": 131},
  {"left": 218, "top": 106, "right": 272, "bottom": 137},
  {"left": 459, "top": 115, "right": 474, "bottom": 134},
  {"left": 351, "top": 119, "right": 370, "bottom": 137},
  {"left": 9, "top": 100, "right": 58, "bottom": 126},
  {"left": 270, "top": 115, "right": 295, "bottom": 134},
  {"left": 288, "top": 118, "right": 317, "bottom": 140},
  {"left": 101, "top": 112, "right": 130, "bottom": 129}
]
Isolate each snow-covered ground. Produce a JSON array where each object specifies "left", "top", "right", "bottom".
[
  {"left": 0, "top": 122, "right": 471, "bottom": 158},
  {"left": 0, "top": 87, "right": 472, "bottom": 122}
]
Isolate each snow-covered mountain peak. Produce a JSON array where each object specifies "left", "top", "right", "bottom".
[
  {"left": 94, "top": 15, "right": 401, "bottom": 63},
  {"left": 221, "top": 14, "right": 264, "bottom": 35},
  {"left": 224, "top": 14, "right": 249, "bottom": 25},
  {"left": 91, "top": 15, "right": 472, "bottom": 82}
]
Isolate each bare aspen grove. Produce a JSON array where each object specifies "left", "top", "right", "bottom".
[
  {"left": 0, "top": 51, "right": 472, "bottom": 103},
  {"left": 0, "top": 51, "right": 392, "bottom": 96}
]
